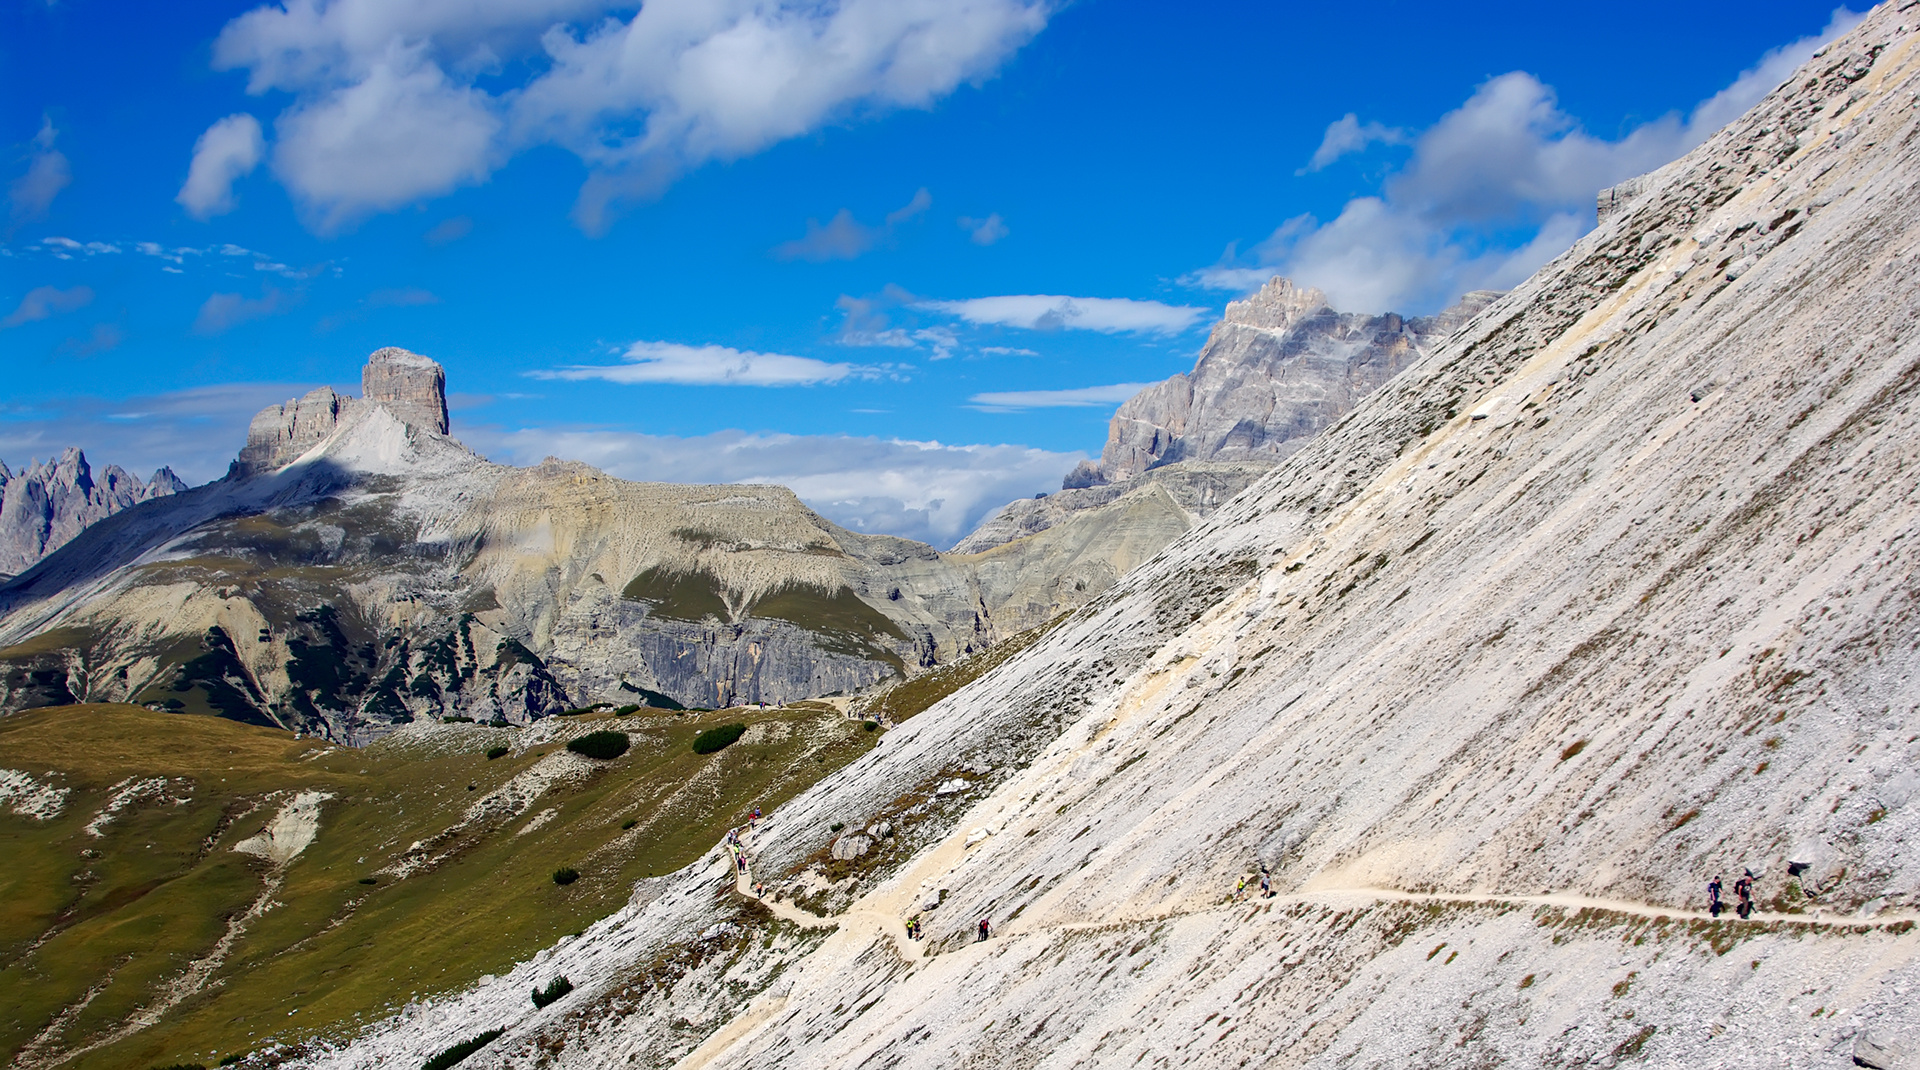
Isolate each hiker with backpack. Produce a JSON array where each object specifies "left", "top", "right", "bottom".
[
  {"left": 1708, "top": 876, "right": 1723, "bottom": 917},
  {"left": 1734, "top": 870, "right": 1756, "bottom": 919}
]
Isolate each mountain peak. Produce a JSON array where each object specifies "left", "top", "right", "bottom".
[{"left": 232, "top": 347, "right": 451, "bottom": 478}]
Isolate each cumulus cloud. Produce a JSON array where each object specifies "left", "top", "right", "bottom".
[
  {"left": 920, "top": 294, "right": 1208, "bottom": 334},
  {"left": 464, "top": 423, "right": 1081, "bottom": 547},
  {"left": 1301, "top": 113, "right": 1406, "bottom": 173},
  {"left": 967, "top": 382, "right": 1149, "bottom": 411},
  {"left": 3, "top": 284, "right": 94, "bottom": 328},
  {"left": 773, "top": 188, "right": 932, "bottom": 261},
  {"left": 9, "top": 117, "right": 71, "bottom": 231},
  {"left": 193, "top": 288, "right": 297, "bottom": 334},
  {"left": 1192, "top": 7, "right": 1866, "bottom": 313},
  {"left": 177, "top": 114, "right": 266, "bottom": 220},
  {"left": 209, "top": 0, "right": 1049, "bottom": 234},
  {"left": 958, "top": 212, "right": 1008, "bottom": 245},
  {"left": 534, "top": 340, "right": 876, "bottom": 386}
]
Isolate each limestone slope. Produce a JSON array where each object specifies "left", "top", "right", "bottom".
[{"left": 292, "top": 7, "right": 1920, "bottom": 1068}]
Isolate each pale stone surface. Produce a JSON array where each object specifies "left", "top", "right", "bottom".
[{"left": 284, "top": 8, "right": 1920, "bottom": 1067}]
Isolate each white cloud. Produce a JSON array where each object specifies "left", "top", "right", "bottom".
[
  {"left": 177, "top": 114, "right": 266, "bottom": 220},
  {"left": 193, "top": 288, "right": 298, "bottom": 334},
  {"left": 978, "top": 345, "right": 1038, "bottom": 356},
  {"left": 773, "top": 188, "right": 933, "bottom": 261},
  {"left": 209, "top": 0, "right": 1049, "bottom": 234},
  {"left": 968, "top": 382, "right": 1150, "bottom": 411},
  {"left": 465, "top": 424, "right": 1081, "bottom": 547},
  {"left": 2, "top": 284, "right": 94, "bottom": 328},
  {"left": 921, "top": 294, "right": 1208, "bottom": 334},
  {"left": 1192, "top": 7, "right": 1866, "bottom": 313},
  {"left": 9, "top": 117, "right": 71, "bottom": 231},
  {"left": 958, "top": 211, "right": 1007, "bottom": 244},
  {"left": 271, "top": 49, "right": 504, "bottom": 233},
  {"left": 913, "top": 326, "right": 958, "bottom": 360},
  {"left": 1301, "top": 113, "right": 1406, "bottom": 172},
  {"left": 534, "top": 340, "right": 877, "bottom": 386}
]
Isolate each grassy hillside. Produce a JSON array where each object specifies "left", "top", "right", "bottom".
[{"left": 0, "top": 703, "right": 876, "bottom": 1070}]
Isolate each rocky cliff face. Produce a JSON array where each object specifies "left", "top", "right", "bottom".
[
  {"left": 1074, "top": 279, "right": 1501, "bottom": 488},
  {"left": 231, "top": 346, "right": 449, "bottom": 478},
  {"left": 0, "top": 349, "right": 1198, "bottom": 737},
  {"left": 284, "top": 7, "right": 1920, "bottom": 1066},
  {"left": 0, "top": 450, "right": 185, "bottom": 578}
]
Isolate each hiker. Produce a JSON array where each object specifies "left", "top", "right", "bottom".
[
  {"left": 1707, "top": 876, "right": 1723, "bottom": 917},
  {"left": 1735, "top": 870, "right": 1755, "bottom": 919},
  {"left": 1236, "top": 876, "right": 1247, "bottom": 900},
  {"left": 978, "top": 917, "right": 991, "bottom": 941},
  {"left": 1260, "top": 866, "right": 1272, "bottom": 898}
]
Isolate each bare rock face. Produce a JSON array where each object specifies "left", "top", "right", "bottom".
[
  {"left": 361, "top": 346, "right": 449, "bottom": 436},
  {"left": 0, "top": 450, "right": 185, "bottom": 578},
  {"left": 232, "top": 349, "right": 450, "bottom": 479},
  {"left": 1092, "top": 278, "right": 1501, "bottom": 485}
]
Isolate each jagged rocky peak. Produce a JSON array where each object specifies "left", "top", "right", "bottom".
[
  {"left": 1069, "top": 276, "right": 1501, "bottom": 489},
  {"left": 0, "top": 448, "right": 186, "bottom": 577},
  {"left": 362, "top": 346, "right": 449, "bottom": 435},
  {"left": 233, "top": 347, "right": 450, "bottom": 478}
]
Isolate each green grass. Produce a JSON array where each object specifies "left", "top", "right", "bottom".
[
  {"left": 0, "top": 702, "right": 877, "bottom": 1070},
  {"left": 862, "top": 615, "right": 1066, "bottom": 723},
  {"left": 619, "top": 567, "right": 730, "bottom": 621}
]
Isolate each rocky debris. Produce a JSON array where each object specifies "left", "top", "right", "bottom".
[
  {"left": 1855, "top": 1030, "right": 1915, "bottom": 1070},
  {"left": 294, "top": 8, "right": 1920, "bottom": 1068},
  {"left": 361, "top": 346, "right": 449, "bottom": 436},
  {"left": 0, "top": 449, "right": 185, "bottom": 577}
]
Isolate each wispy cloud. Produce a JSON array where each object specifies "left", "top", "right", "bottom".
[
  {"left": 921, "top": 294, "right": 1208, "bottom": 334},
  {"left": 773, "top": 188, "right": 932, "bottom": 262},
  {"left": 968, "top": 382, "right": 1150, "bottom": 411},
  {"left": 8, "top": 117, "right": 71, "bottom": 233},
  {"left": 534, "top": 340, "right": 879, "bottom": 387},
  {"left": 424, "top": 215, "right": 472, "bottom": 246},
  {"left": 177, "top": 114, "right": 265, "bottom": 220},
  {"left": 193, "top": 287, "right": 297, "bottom": 334},
  {"left": 3, "top": 284, "right": 93, "bottom": 328},
  {"left": 958, "top": 212, "right": 1008, "bottom": 245},
  {"left": 1189, "top": 7, "right": 1866, "bottom": 313},
  {"left": 1300, "top": 113, "right": 1407, "bottom": 173}
]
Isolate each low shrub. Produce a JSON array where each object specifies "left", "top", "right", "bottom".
[
  {"left": 420, "top": 1029, "right": 503, "bottom": 1070},
  {"left": 487, "top": 717, "right": 510, "bottom": 728},
  {"left": 621, "top": 819, "right": 637, "bottom": 830},
  {"left": 862, "top": 720, "right": 879, "bottom": 731},
  {"left": 552, "top": 867, "right": 579, "bottom": 885},
  {"left": 218, "top": 1056, "right": 245, "bottom": 1067},
  {"left": 358, "top": 877, "right": 377, "bottom": 885},
  {"left": 692, "top": 723, "right": 748, "bottom": 754},
  {"left": 440, "top": 715, "right": 475, "bottom": 724},
  {"left": 531, "top": 975, "right": 574, "bottom": 1008},
  {"left": 615, "top": 704, "right": 641, "bottom": 715},
  {"left": 567, "top": 731, "right": 630, "bottom": 760},
  {"left": 151, "top": 1063, "right": 205, "bottom": 1070},
  {"left": 485, "top": 745, "right": 509, "bottom": 760}
]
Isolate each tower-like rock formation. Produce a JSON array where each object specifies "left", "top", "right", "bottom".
[
  {"left": 362, "top": 347, "right": 449, "bottom": 435},
  {"left": 231, "top": 348, "right": 450, "bottom": 478}
]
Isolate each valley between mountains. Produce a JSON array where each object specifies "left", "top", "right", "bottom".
[{"left": 8, "top": 2, "right": 1920, "bottom": 1068}]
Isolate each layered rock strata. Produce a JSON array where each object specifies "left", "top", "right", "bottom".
[
  {"left": 287, "top": 7, "right": 1920, "bottom": 1066},
  {"left": 231, "top": 346, "right": 449, "bottom": 478}
]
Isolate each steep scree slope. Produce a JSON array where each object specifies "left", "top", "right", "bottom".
[{"left": 289, "top": 7, "right": 1920, "bottom": 1068}]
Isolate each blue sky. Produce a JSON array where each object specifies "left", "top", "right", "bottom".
[{"left": 0, "top": 0, "right": 1863, "bottom": 546}]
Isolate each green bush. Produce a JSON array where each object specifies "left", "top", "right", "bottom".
[
  {"left": 621, "top": 819, "right": 637, "bottom": 830},
  {"left": 691, "top": 723, "right": 748, "bottom": 754},
  {"left": 862, "top": 720, "right": 879, "bottom": 731},
  {"left": 487, "top": 716, "right": 510, "bottom": 728},
  {"left": 218, "top": 1056, "right": 245, "bottom": 1067},
  {"left": 531, "top": 975, "right": 574, "bottom": 1008},
  {"left": 552, "top": 867, "right": 579, "bottom": 885},
  {"left": 152, "top": 1063, "right": 206, "bottom": 1070},
  {"left": 420, "top": 1029, "right": 503, "bottom": 1070},
  {"left": 615, "top": 704, "right": 641, "bottom": 715},
  {"left": 485, "top": 745, "right": 509, "bottom": 760},
  {"left": 567, "top": 731, "right": 630, "bottom": 760},
  {"left": 358, "top": 877, "right": 378, "bottom": 885}
]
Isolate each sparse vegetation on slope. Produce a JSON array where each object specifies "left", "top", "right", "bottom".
[{"left": 0, "top": 702, "right": 876, "bottom": 1069}]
